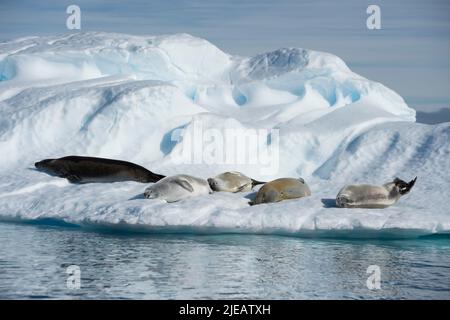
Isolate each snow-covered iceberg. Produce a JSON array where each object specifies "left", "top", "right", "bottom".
[{"left": 0, "top": 32, "right": 448, "bottom": 238}]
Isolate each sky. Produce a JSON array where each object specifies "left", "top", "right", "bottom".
[{"left": 1, "top": 0, "right": 449, "bottom": 121}]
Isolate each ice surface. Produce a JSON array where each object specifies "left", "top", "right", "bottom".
[{"left": 0, "top": 32, "right": 447, "bottom": 238}]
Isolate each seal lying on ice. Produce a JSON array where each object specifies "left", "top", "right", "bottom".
[
  {"left": 336, "top": 177, "right": 417, "bottom": 208},
  {"left": 35, "top": 156, "right": 165, "bottom": 183},
  {"left": 144, "top": 174, "right": 212, "bottom": 203},
  {"left": 249, "top": 178, "right": 311, "bottom": 205},
  {"left": 207, "top": 171, "right": 265, "bottom": 192}
]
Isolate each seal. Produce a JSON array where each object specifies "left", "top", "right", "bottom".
[
  {"left": 207, "top": 171, "right": 265, "bottom": 193},
  {"left": 336, "top": 177, "right": 417, "bottom": 208},
  {"left": 249, "top": 177, "right": 311, "bottom": 205},
  {"left": 35, "top": 155, "right": 165, "bottom": 183},
  {"left": 144, "top": 174, "right": 212, "bottom": 203}
]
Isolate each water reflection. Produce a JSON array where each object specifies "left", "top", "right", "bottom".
[{"left": 0, "top": 222, "right": 449, "bottom": 299}]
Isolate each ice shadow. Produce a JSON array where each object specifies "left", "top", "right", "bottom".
[
  {"left": 244, "top": 192, "right": 257, "bottom": 201},
  {"left": 321, "top": 198, "right": 337, "bottom": 208},
  {"left": 28, "top": 167, "right": 59, "bottom": 178},
  {"left": 128, "top": 193, "right": 146, "bottom": 200},
  {"left": 160, "top": 124, "right": 188, "bottom": 156},
  {"left": 243, "top": 192, "right": 257, "bottom": 205}
]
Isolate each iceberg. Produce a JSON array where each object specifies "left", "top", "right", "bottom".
[{"left": 0, "top": 32, "right": 448, "bottom": 238}]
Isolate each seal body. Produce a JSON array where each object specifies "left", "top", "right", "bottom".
[
  {"left": 250, "top": 178, "right": 311, "bottom": 205},
  {"left": 144, "top": 174, "right": 212, "bottom": 203},
  {"left": 207, "top": 171, "right": 265, "bottom": 192},
  {"left": 336, "top": 177, "right": 417, "bottom": 208},
  {"left": 35, "top": 156, "right": 165, "bottom": 183}
]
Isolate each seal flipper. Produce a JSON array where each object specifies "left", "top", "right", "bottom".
[
  {"left": 409, "top": 177, "right": 417, "bottom": 189},
  {"left": 395, "top": 176, "right": 417, "bottom": 195},
  {"left": 251, "top": 179, "right": 266, "bottom": 187},
  {"left": 58, "top": 169, "right": 81, "bottom": 183},
  {"left": 403, "top": 176, "right": 417, "bottom": 195},
  {"left": 66, "top": 175, "right": 82, "bottom": 184},
  {"left": 174, "top": 179, "right": 194, "bottom": 192},
  {"left": 235, "top": 183, "right": 251, "bottom": 193}
]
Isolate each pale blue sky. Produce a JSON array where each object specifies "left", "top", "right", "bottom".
[{"left": 1, "top": 0, "right": 449, "bottom": 120}]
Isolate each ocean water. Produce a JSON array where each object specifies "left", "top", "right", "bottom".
[{"left": 0, "top": 221, "right": 449, "bottom": 300}]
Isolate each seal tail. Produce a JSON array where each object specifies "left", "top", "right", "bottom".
[
  {"left": 146, "top": 172, "right": 166, "bottom": 183},
  {"left": 251, "top": 179, "right": 266, "bottom": 187}
]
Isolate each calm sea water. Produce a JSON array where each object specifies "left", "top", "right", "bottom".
[{"left": 0, "top": 221, "right": 449, "bottom": 299}]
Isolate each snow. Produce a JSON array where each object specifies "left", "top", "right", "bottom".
[{"left": 0, "top": 32, "right": 448, "bottom": 238}]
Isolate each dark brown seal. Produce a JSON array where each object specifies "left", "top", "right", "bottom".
[{"left": 35, "top": 156, "right": 165, "bottom": 183}]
